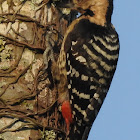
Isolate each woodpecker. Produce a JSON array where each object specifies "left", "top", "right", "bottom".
[{"left": 51, "top": 0, "right": 120, "bottom": 139}]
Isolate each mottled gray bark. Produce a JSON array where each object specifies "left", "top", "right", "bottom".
[{"left": 0, "top": 0, "right": 76, "bottom": 139}]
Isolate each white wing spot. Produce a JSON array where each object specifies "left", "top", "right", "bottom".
[
  {"left": 96, "top": 69, "right": 104, "bottom": 77},
  {"left": 84, "top": 118, "right": 89, "bottom": 122},
  {"left": 71, "top": 95, "right": 74, "bottom": 99},
  {"left": 68, "top": 60, "right": 71, "bottom": 65},
  {"left": 88, "top": 104, "right": 94, "bottom": 111},
  {"left": 75, "top": 71, "right": 80, "bottom": 77},
  {"left": 90, "top": 85, "right": 96, "bottom": 90},
  {"left": 89, "top": 39, "right": 93, "bottom": 43},
  {"left": 94, "top": 93, "right": 102, "bottom": 104},
  {"left": 90, "top": 77, "right": 95, "bottom": 81},
  {"left": 68, "top": 84, "right": 71, "bottom": 89},
  {"left": 99, "top": 78, "right": 106, "bottom": 84},
  {"left": 72, "top": 52, "right": 78, "bottom": 56},
  {"left": 70, "top": 68, "right": 80, "bottom": 78},
  {"left": 72, "top": 41, "right": 78, "bottom": 45},
  {"left": 70, "top": 100, "right": 72, "bottom": 104},
  {"left": 70, "top": 80, "right": 72, "bottom": 84},
  {"left": 81, "top": 74, "right": 89, "bottom": 81},
  {"left": 73, "top": 111, "right": 76, "bottom": 115},
  {"left": 94, "top": 93, "right": 99, "bottom": 100},
  {"left": 67, "top": 70, "right": 71, "bottom": 75},
  {"left": 76, "top": 56, "right": 87, "bottom": 63},
  {"left": 72, "top": 68, "right": 76, "bottom": 74},
  {"left": 67, "top": 53, "right": 69, "bottom": 59}
]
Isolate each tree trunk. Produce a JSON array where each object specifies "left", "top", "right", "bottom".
[{"left": 0, "top": 0, "right": 76, "bottom": 139}]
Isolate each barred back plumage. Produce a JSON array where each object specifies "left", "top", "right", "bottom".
[{"left": 65, "top": 19, "right": 119, "bottom": 140}]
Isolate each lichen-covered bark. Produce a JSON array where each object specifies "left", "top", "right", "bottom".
[{"left": 0, "top": 0, "right": 76, "bottom": 139}]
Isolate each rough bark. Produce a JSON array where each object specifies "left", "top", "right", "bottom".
[{"left": 0, "top": 0, "right": 76, "bottom": 139}]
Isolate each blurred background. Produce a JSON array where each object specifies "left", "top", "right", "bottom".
[{"left": 88, "top": 0, "right": 140, "bottom": 140}]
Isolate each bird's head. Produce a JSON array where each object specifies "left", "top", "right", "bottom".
[{"left": 73, "top": 0, "right": 114, "bottom": 25}]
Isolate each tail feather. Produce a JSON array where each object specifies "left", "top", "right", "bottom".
[{"left": 68, "top": 121, "right": 92, "bottom": 140}]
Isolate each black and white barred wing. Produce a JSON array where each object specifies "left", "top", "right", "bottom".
[{"left": 66, "top": 25, "right": 119, "bottom": 135}]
